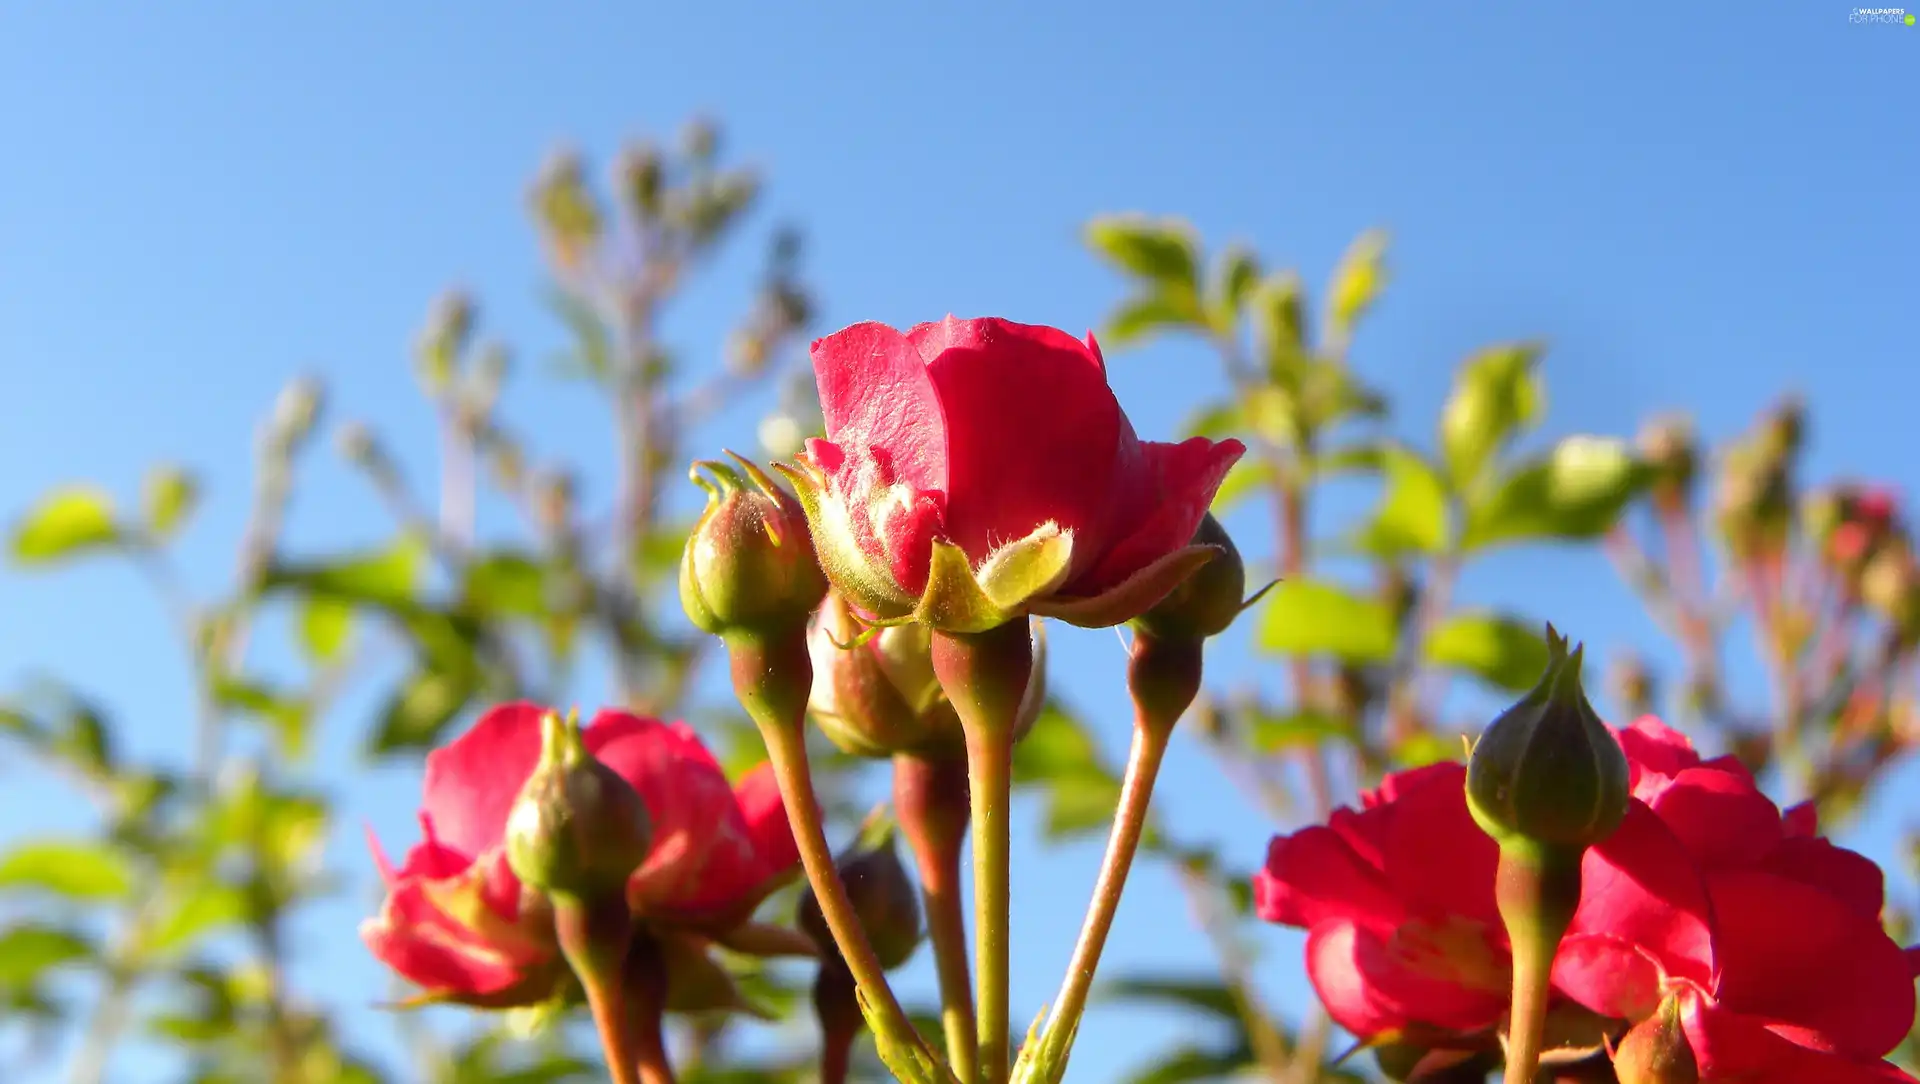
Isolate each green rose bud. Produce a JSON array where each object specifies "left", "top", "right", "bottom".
[
  {"left": 504, "top": 710, "right": 653, "bottom": 900},
  {"left": 1466, "top": 625, "right": 1630, "bottom": 851},
  {"left": 680, "top": 452, "right": 828, "bottom": 641},
  {"left": 1133, "top": 513, "right": 1246, "bottom": 642},
  {"left": 797, "top": 812, "right": 923, "bottom": 973},
  {"left": 1612, "top": 996, "right": 1699, "bottom": 1084}
]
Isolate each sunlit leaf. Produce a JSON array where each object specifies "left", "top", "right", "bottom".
[
  {"left": 1348, "top": 444, "right": 1449, "bottom": 556},
  {"left": 10, "top": 486, "right": 120, "bottom": 565},
  {"left": 1326, "top": 229, "right": 1388, "bottom": 343},
  {"left": 1439, "top": 342, "right": 1544, "bottom": 488},
  {"left": 142, "top": 465, "right": 200, "bottom": 540},
  {"left": 1461, "top": 436, "right": 1651, "bottom": 551},
  {"left": 266, "top": 535, "right": 427, "bottom": 609},
  {"left": 1099, "top": 975, "right": 1241, "bottom": 1022},
  {"left": 0, "top": 925, "right": 93, "bottom": 988},
  {"left": 1246, "top": 711, "right": 1351, "bottom": 752},
  {"left": 1252, "top": 271, "right": 1309, "bottom": 378},
  {"left": 1425, "top": 612, "right": 1550, "bottom": 693},
  {"left": 1208, "top": 244, "right": 1261, "bottom": 331},
  {"left": 1012, "top": 703, "right": 1122, "bottom": 841},
  {"left": 461, "top": 550, "right": 548, "bottom": 617},
  {"left": 1086, "top": 214, "right": 1200, "bottom": 288},
  {"left": 1103, "top": 293, "right": 1204, "bottom": 349},
  {"left": 1257, "top": 580, "right": 1397, "bottom": 662},
  {"left": 0, "top": 840, "right": 133, "bottom": 900},
  {"left": 369, "top": 668, "right": 479, "bottom": 755},
  {"left": 211, "top": 676, "right": 312, "bottom": 758},
  {"left": 298, "top": 597, "right": 353, "bottom": 664}
]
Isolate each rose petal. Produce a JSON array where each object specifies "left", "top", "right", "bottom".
[
  {"left": 1684, "top": 1000, "right": 1918, "bottom": 1083},
  {"left": 1763, "top": 837, "right": 1886, "bottom": 922},
  {"left": 733, "top": 761, "right": 800, "bottom": 877},
  {"left": 811, "top": 322, "right": 948, "bottom": 494},
  {"left": 1572, "top": 801, "right": 1716, "bottom": 987},
  {"left": 1380, "top": 763, "right": 1501, "bottom": 928},
  {"left": 920, "top": 317, "right": 1125, "bottom": 564},
  {"left": 1551, "top": 934, "right": 1665, "bottom": 1020},
  {"left": 420, "top": 702, "right": 549, "bottom": 859},
  {"left": 1255, "top": 824, "right": 1404, "bottom": 931},
  {"left": 1648, "top": 763, "right": 1783, "bottom": 869},
  {"left": 1305, "top": 919, "right": 1507, "bottom": 1039},
  {"left": 1707, "top": 868, "right": 1917, "bottom": 1059},
  {"left": 1781, "top": 801, "right": 1819, "bottom": 837},
  {"left": 1074, "top": 436, "right": 1246, "bottom": 594}
]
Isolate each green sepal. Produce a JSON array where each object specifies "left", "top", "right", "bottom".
[{"left": 1031, "top": 544, "right": 1220, "bottom": 629}]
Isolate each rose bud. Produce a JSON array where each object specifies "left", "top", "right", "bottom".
[
  {"left": 504, "top": 710, "right": 654, "bottom": 901},
  {"left": 1637, "top": 413, "right": 1699, "bottom": 514},
  {"left": 1466, "top": 625, "right": 1630, "bottom": 851},
  {"left": 809, "top": 591, "right": 1047, "bottom": 759},
  {"left": 1133, "top": 513, "right": 1247, "bottom": 643},
  {"left": 680, "top": 452, "right": 828, "bottom": 642},
  {"left": 796, "top": 811, "right": 923, "bottom": 973},
  {"left": 1612, "top": 997, "right": 1698, "bottom": 1084}
]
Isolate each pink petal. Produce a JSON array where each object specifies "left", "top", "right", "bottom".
[
  {"left": 732, "top": 761, "right": 800, "bottom": 877},
  {"left": 420, "top": 702, "right": 550, "bottom": 859},
  {"left": 1684, "top": 1000, "right": 1919, "bottom": 1083},
  {"left": 1648, "top": 763, "right": 1783, "bottom": 869},
  {"left": 1380, "top": 763, "right": 1501, "bottom": 929},
  {"left": 1305, "top": 919, "right": 1507, "bottom": 1039},
  {"left": 920, "top": 317, "right": 1127, "bottom": 565},
  {"left": 1551, "top": 934, "right": 1665, "bottom": 1020},
  {"left": 1254, "top": 824, "right": 1404, "bottom": 931},
  {"left": 810, "top": 322, "right": 948, "bottom": 494},
  {"left": 1707, "top": 868, "right": 1917, "bottom": 1059},
  {"left": 361, "top": 871, "right": 536, "bottom": 997},
  {"left": 1072, "top": 436, "right": 1247, "bottom": 595},
  {"left": 1571, "top": 801, "right": 1716, "bottom": 987},
  {"left": 1781, "top": 801, "right": 1819, "bottom": 837},
  {"left": 1762, "top": 837, "right": 1885, "bottom": 921}
]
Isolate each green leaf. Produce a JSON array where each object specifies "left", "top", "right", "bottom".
[
  {"left": 0, "top": 925, "right": 93, "bottom": 988},
  {"left": 145, "top": 883, "right": 249, "bottom": 955},
  {"left": 266, "top": 535, "right": 426, "bottom": 609},
  {"left": 1326, "top": 229, "right": 1389, "bottom": 342},
  {"left": 1184, "top": 401, "right": 1242, "bottom": 440},
  {"left": 1257, "top": 580, "right": 1397, "bottom": 662},
  {"left": 1102, "top": 292, "right": 1204, "bottom": 349},
  {"left": 461, "top": 550, "right": 548, "bottom": 617},
  {"left": 298, "top": 597, "right": 352, "bottom": 664},
  {"left": 1251, "top": 271, "right": 1310, "bottom": 380},
  {"left": 210, "top": 676, "right": 312, "bottom": 758},
  {"left": 1099, "top": 975, "right": 1241, "bottom": 1022},
  {"left": 142, "top": 465, "right": 200, "bottom": 539},
  {"left": 0, "top": 840, "right": 133, "bottom": 900},
  {"left": 1461, "top": 436, "right": 1651, "bottom": 551},
  {"left": 1439, "top": 342, "right": 1545, "bottom": 488},
  {"left": 1208, "top": 244, "right": 1261, "bottom": 330},
  {"left": 1425, "top": 613, "right": 1550, "bottom": 692},
  {"left": 1349, "top": 444, "right": 1449, "bottom": 556},
  {"left": 1085, "top": 214, "right": 1200, "bottom": 288},
  {"left": 1247, "top": 710, "right": 1351, "bottom": 752},
  {"left": 1209, "top": 461, "right": 1275, "bottom": 511},
  {"left": 369, "top": 667, "right": 479, "bottom": 755},
  {"left": 1123, "top": 1043, "right": 1253, "bottom": 1084},
  {"left": 10, "top": 486, "right": 121, "bottom": 565},
  {"left": 1012, "top": 703, "right": 1122, "bottom": 841}
]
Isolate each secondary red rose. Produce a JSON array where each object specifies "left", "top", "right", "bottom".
[
  {"left": 792, "top": 316, "right": 1244, "bottom": 630},
  {"left": 1254, "top": 716, "right": 1918, "bottom": 1081},
  {"left": 361, "top": 702, "right": 800, "bottom": 1005}
]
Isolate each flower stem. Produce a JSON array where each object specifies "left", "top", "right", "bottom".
[
  {"left": 1494, "top": 844, "right": 1582, "bottom": 1084},
  {"left": 624, "top": 933, "right": 677, "bottom": 1084},
  {"left": 555, "top": 899, "right": 643, "bottom": 1084},
  {"left": 895, "top": 754, "right": 979, "bottom": 1083},
  {"left": 930, "top": 622, "right": 1035, "bottom": 1084},
  {"left": 731, "top": 631, "right": 954, "bottom": 1083}
]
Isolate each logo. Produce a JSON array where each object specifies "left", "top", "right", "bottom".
[{"left": 1849, "top": 6, "right": 1914, "bottom": 23}]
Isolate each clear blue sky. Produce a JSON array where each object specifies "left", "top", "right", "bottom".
[{"left": 2, "top": 4, "right": 1915, "bottom": 1082}]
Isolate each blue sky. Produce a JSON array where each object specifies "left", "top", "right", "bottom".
[{"left": 2, "top": 3, "right": 1916, "bottom": 1081}]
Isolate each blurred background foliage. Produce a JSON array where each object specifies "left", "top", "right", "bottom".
[{"left": 5, "top": 119, "right": 1917, "bottom": 1083}]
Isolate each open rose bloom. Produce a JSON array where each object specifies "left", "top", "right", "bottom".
[
  {"left": 361, "top": 702, "right": 801, "bottom": 1009},
  {"left": 1256, "top": 716, "right": 1920, "bottom": 1081},
  {"left": 784, "top": 316, "right": 1245, "bottom": 632}
]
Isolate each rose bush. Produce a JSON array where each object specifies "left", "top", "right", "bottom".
[
  {"left": 361, "top": 702, "right": 802, "bottom": 1006},
  {"left": 1255, "top": 715, "right": 1919, "bottom": 1081},
  {"left": 786, "top": 316, "right": 1245, "bottom": 631}
]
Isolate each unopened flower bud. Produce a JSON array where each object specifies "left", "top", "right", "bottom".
[
  {"left": 1612, "top": 997, "right": 1698, "bottom": 1084},
  {"left": 1467, "top": 625, "right": 1629, "bottom": 851},
  {"left": 810, "top": 591, "right": 959, "bottom": 758},
  {"left": 1759, "top": 395, "right": 1806, "bottom": 462},
  {"left": 1134, "top": 513, "right": 1246, "bottom": 642},
  {"left": 271, "top": 376, "right": 325, "bottom": 450},
  {"left": 505, "top": 710, "right": 653, "bottom": 900},
  {"left": 679, "top": 117, "right": 719, "bottom": 162},
  {"left": 416, "top": 289, "right": 475, "bottom": 393},
  {"left": 1608, "top": 653, "right": 1656, "bottom": 719},
  {"left": 1637, "top": 413, "right": 1698, "bottom": 512},
  {"left": 681, "top": 453, "right": 827, "bottom": 641},
  {"left": 617, "top": 141, "right": 665, "bottom": 218},
  {"left": 796, "top": 813, "right": 923, "bottom": 972},
  {"left": 333, "top": 421, "right": 379, "bottom": 466}
]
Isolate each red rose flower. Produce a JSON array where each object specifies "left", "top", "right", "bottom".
[
  {"left": 1254, "top": 716, "right": 1918, "bottom": 1081},
  {"left": 361, "top": 702, "right": 800, "bottom": 1005},
  {"left": 786, "top": 316, "right": 1244, "bottom": 631}
]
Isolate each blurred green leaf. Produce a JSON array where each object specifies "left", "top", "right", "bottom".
[
  {"left": 1209, "top": 461, "right": 1275, "bottom": 511},
  {"left": 1012, "top": 702, "right": 1122, "bottom": 840},
  {"left": 1257, "top": 580, "right": 1397, "bottom": 662},
  {"left": 1349, "top": 444, "right": 1449, "bottom": 556},
  {"left": 1123, "top": 1043, "right": 1252, "bottom": 1084},
  {"left": 1425, "top": 612, "right": 1550, "bottom": 693},
  {"left": 370, "top": 667, "right": 479, "bottom": 755},
  {"left": 10, "top": 486, "right": 121, "bottom": 565},
  {"left": 1461, "top": 436, "right": 1650, "bottom": 551},
  {"left": 1208, "top": 245, "right": 1261, "bottom": 331},
  {"left": 1086, "top": 214, "right": 1200, "bottom": 289},
  {"left": 1326, "top": 229, "right": 1388, "bottom": 343},
  {"left": 1103, "top": 293, "right": 1204, "bottom": 349},
  {"left": 461, "top": 550, "right": 548, "bottom": 617},
  {"left": 0, "top": 839, "right": 133, "bottom": 900},
  {"left": 1184, "top": 401, "right": 1242, "bottom": 440},
  {"left": 0, "top": 925, "right": 93, "bottom": 988},
  {"left": 143, "top": 465, "right": 200, "bottom": 540},
  {"left": 1099, "top": 975, "right": 1241, "bottom": 1023},
  {"left": 211, "top": 676, "right": 312, "bottom": 757},
  {"left": 145, "top": 883, "right": 249, "bottom": 956},
  {"left": 266, "top": 535, "right": 427, "bottom": 610},
  {"left": 1246, "top": 710, "right": 1351, "bottom": 752},
  {"left": 1251, "top": 272, "right": 1309, "bottom": 378},
  {"left": 1439, "top": 342, "right": 1544, "bottom": 488},
  {"left": 299, "top": 597, "right": 353, "bottom": 664}
]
